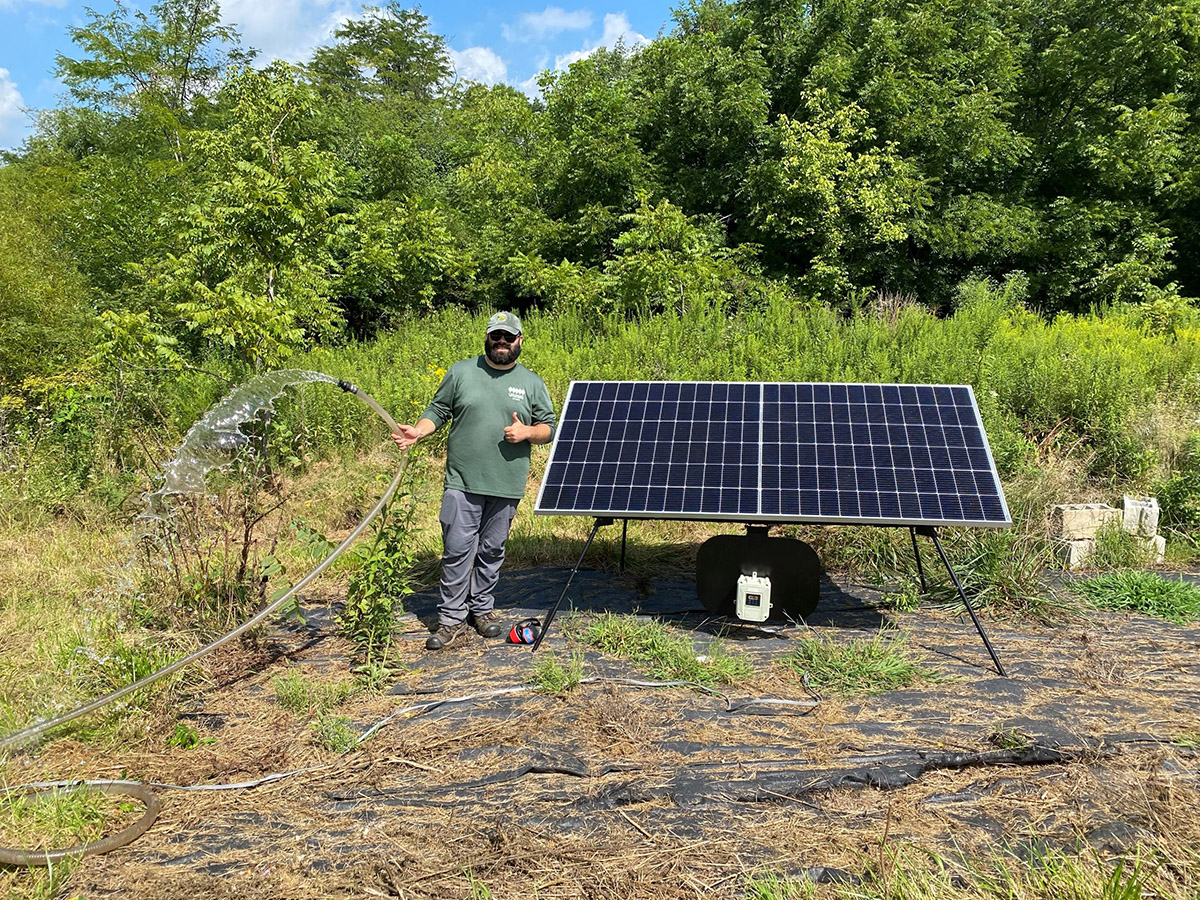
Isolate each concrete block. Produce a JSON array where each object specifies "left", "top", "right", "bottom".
[
  {"left": 1143, "top": 534, "right": 1167, "bottom": 563},
  {"left": 1058, "top": 538, "right": 1095, "bottom": 570},
  {"left": 1122, "top": 495, "right": 1160, "bottom": 539},
  {"left": 1051, "top": 504, "right": 1121, "bottom": 540}
]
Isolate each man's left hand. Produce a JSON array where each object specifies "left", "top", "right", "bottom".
[{"left": 504, "top": 412, "right": 530, "bottom": 443}]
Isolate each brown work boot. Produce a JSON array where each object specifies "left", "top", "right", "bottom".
[
  {"left": 426, "top": 622, "right": 469, "bottom": 650},
  {"left": 470, "top": 610, "right": 505, "bottom": 638}
]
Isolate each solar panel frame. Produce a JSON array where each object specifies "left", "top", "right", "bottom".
[{"left": 534, "top": 380, "right": 1011, "bottom": 528}]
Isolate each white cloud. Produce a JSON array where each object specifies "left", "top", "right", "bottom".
[
  {"left": 220, "top": 0, "right": 354, "bottom": 65},
  {"left": 502, "top": 6, "right": 592, "bottom": 42},
  {"left": 450, "top": 47, "right": 508, "bottom": 86},
  {"left": 553, "top": 12, "right": 648, "bottom": 70},
  {"left": 0, "top": 68, "right": 28, "bottom": 151},
  {"left": 517, "top": 72, "right": 543, "bottom": 99}
]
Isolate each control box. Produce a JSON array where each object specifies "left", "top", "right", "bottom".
[{"left": 735, "top": 572, "right": 772, "bottom": 622}]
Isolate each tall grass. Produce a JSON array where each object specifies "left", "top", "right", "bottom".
[{"left": 7, "top": 287, "right": 1200, "bottom": 513}]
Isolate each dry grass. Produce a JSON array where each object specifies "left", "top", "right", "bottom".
[{"left": 1, "top": 442, "right": 1199, "bottom": 898}]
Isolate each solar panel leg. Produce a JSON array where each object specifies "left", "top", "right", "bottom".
[
  {"left": 620, "top": 519, "right": 628, "bottom": 573},
  {"left": 531, "top": 518, "right": 609, "bottom": 651},
  {"left": 909, "top": 527, "right": 927, "bottom": 593},
  {"left": 920, "top": 528, "right": 1008, "bottom": 678}
]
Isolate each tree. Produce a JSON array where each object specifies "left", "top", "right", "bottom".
[
  {"left": 744, "top": 94, "right": 926, "bottom": 300},
  {"left": 307, "top": 3, "right": 451, "bottom": 102},
  {"left": 56, "top": 0, "right": 254, "bottom": 156},
  {"left": 131, "top": 65, "right": 345, "bottom": 370}
]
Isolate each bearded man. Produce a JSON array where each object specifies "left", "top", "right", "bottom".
[{"left": 391, "top": 312, "right": 557, "bottom": 649}]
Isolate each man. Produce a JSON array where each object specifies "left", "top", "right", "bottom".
[{"left": 391, "top": 312, "right": 556, "bottom": 650}]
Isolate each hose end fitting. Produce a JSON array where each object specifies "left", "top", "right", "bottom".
[{"left": 336, "top": 379, "right": 358, "bottom": 394}]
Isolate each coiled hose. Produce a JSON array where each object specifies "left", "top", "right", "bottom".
[
  {"left": 0, "top": 379, "right": 404, "bottom": 863},
  {"left": 0, "top": 782, "right": 162, "bottom": 867}
]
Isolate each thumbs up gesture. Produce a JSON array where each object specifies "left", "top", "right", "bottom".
[{"left": 504, "top": 411, "right": 529, "bottom": 444}]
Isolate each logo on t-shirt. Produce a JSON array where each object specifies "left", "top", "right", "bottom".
[{"left": 508, "top": 386, "right": 527, "bottom": 402}]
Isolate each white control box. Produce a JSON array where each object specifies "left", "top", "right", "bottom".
[{"left": 736, "top": 572, "right": 772, "bottom": 622}]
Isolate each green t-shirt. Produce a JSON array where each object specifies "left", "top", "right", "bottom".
[{"left": 422, "top": 356, "right": 557, "bottom": 499}]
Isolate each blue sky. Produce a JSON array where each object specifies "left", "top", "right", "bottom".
[{"left": 0, "top": 0, "right": 680, "bottom": 151}]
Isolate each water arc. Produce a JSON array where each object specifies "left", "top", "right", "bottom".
[{"left": 0, "top": 371, "right": 405, "bottom": 753}]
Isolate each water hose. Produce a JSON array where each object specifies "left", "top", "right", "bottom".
[
  {"left": 0, "top": 782, "right": 162, "bottom": 866},
  {"left": 0, "top": 378, "right": 405, "bottom": 862}
]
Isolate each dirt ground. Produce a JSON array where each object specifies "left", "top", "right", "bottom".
[{"left": 7, "top": 565, "right": 1200, "bottom": 899}]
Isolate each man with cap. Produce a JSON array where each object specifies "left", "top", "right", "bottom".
[{"left": 391, "top": 312, "right": 557, "bottom": 650}]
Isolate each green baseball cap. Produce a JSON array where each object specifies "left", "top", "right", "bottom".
[{"left": 486, "top": 311, "right": 522, "bottom": 335}]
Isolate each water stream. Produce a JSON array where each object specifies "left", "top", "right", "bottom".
[
  {"left": 0, "top": 369, "right": 407, "bottom": 751},
  {"left": 142, "top": 369, "right": 339, "bottom": 518}
]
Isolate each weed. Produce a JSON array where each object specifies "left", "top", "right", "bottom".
[
  {"left": 989, "top": 723, "right": 1032, "bottom": 751},
  {"left": 882, "top": 579, "right": 922, "bottom": 612},
  {"left": 273, "top": 668, "right": 355, "bottom": 714},
  {"left": 1090, "top": 523, "right": 1152, "bottom": 570},
  {"left": 341, "top": 462, "right": 424, "bottom": 659},
  {"left": 352, "top": 651, "right": 404, "bottom": 694},
  {"left": 528, "top": 650, "right": 585, "bottom": 694},
  {"left": 782, "top": 631, "right": 941, "bottom": 698},
  {"left": 581, "top": 613, "right": 754, "bottom": 686},
  {"left": 1074, "top": 570, "right": 1200, "bottom": 623},
  {"left": 464, "top": 868, "right": 492, "bottom": 899},
  {"left": 165, "top": 721, "right": 214, "bottom": 749},
  {"left": 311, "top": 712, "right": 357, "bottom": 752}
]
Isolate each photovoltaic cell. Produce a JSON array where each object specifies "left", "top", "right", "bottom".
[{"left": 534, "top": 381, "right": 1010, "bottom": 527}]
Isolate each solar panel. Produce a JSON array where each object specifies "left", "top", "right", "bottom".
[{"left": 534, "top": 381, "right": 1010, "bottom": 527}]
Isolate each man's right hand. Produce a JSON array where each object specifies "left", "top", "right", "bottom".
[{"left": 391, "top": 424, "right": 423, "bottom": 450}]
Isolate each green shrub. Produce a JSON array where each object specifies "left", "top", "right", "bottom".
[
  {"left": 1155, "top": 432, "right": 1200, "bottom": 530},
  {"left": 341, "top": 467, "right": 422, "bottom": 659}
]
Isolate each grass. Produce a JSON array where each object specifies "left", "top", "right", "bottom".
[
  {"left": 527, "top": 650, "right": 585, "bottom": 694},
  {"left": 745, "top": 842, "right": 1165, "bottom": 900},
  {"left": 0, "top": 784, "right": 138, "bottom": 853},
  {"left": 580, "top": 613, "right": 754, "bottom": 687},
  {"left": 0, "top": 783, "right": 145, "bottom": 899},
  {"left": 782, "top": 631, "right": 942, "bottom": 698},
  {"left": 273, "top": 668, "right": 356, "bottom": 714},
  {"left": 1074, "top": 570, "right": 1200, "bottom": 623}
]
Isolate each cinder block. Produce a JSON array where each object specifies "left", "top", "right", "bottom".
[
  {"left": 1058, "top": 538, "right": 1095, "bottom": 570},
  {"left": 1122, "top": 495, "right": 1160, "bottom": 539},
  {"left": 1143, "top": 534, "right": 1167, "bottom": 563},
  {"left": 1051, "top": 504, "right": 1121, "bottom": 540}
]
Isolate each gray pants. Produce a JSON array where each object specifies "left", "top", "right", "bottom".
[{"left": 437, "top": 488, "right": 520, "bottom": 626}]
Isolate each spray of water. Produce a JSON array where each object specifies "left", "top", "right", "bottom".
[
  {"left": 0, "top": 370, "right": 407, "bottom": 752},
  {"left": 142, "top": 369, "right": 338, "bottom": 519}
]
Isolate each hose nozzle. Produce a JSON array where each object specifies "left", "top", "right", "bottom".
[{"left": 337, "top": 379, "right": 358, "bottom": 394}]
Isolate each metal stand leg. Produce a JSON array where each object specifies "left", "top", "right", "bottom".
[
  {"left": 917, "top": 527, "right": 1008, "bottom": 678},
  {"left": 619, "top": 519, "right": 628, "bottom": 573},
  {"left": 909, "top": 526, "right": 927, "bottom": 592},
  {"left": 532, "top": 518, "right": 610, "bottom": 651}
]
